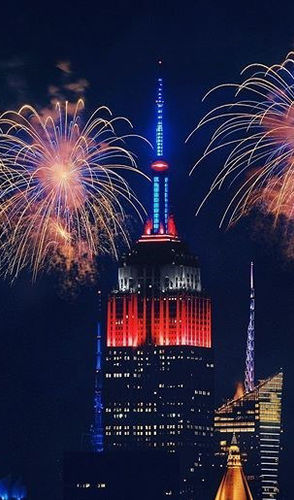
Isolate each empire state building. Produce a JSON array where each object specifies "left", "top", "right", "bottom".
[{"left": 103, "top": 76, "right": 215, "bottom": 498}]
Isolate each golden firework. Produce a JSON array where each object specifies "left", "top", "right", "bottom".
[
  {"left": 0, "top": 99, "right": 146, "bottom": 281},
  {"left": 188, "top": 52, "right": 294, "bottom": 228}
]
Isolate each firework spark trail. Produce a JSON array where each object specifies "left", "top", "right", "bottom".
[
  {"left": 188, "top": 51, "right": 294, "bottom": 229},
  {"left": 0, "top": 99, "right": 147, "bottom": 281}
]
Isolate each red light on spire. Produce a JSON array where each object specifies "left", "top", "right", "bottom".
[{"left": 151, "top": 160, "right": 169, "bottom": 172}]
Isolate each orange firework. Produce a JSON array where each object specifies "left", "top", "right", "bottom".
[
  {"left": 0, "top": 99, "right": 146, "bottom": 281},
  {"left": 188, "top": 51, "right": 294, "bottom": 228}
]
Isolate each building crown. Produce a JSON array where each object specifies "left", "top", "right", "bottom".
[{"left": 214, "top": 436, "right": 254, "bottom": 500}]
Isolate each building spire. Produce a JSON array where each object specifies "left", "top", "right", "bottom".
[
  {"left": 149, "top": 64, "right": 170, "bottom": 235},
  {"left": 214, "top": 436, "right": 254, "bottom": 500},
  {"left": 156, "top": 62, "right": 164, "bottom": 158},
  {"left": 142, "top": 63, "right": 178, "bottom": 239},
  {"left": 245, "top": 261, "right": 255, "bottom": 393}
]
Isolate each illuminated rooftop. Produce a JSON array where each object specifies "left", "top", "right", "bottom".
[{"left": 214, "top": 437, "right": 254, "bottom": 500}]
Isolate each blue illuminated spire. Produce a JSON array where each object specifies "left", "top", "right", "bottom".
[
  {"left": 149, "top": 64, "right": 171, "bottom": 236},
  {"left": 91, "top": 290, "right": 104, "bottom": 452},
  {"left": 156, "top": 76, "right": 164, "bottom": 157}
]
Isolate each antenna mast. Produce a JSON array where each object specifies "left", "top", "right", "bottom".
[
  {"left": 244, "top": 262, "right": 255, "bottom": 392},
  {"left": 156, "top": 68, "right": 164, "bottom": 158}
]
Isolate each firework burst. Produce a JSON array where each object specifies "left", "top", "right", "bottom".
[
  {"left": 0, "top": 99, "right": 146, "bottom": 281},
  {"left": 188, "top": 51, "right": 294, "bottom": 229}
]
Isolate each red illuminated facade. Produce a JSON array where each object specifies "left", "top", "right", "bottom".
[
  {"left": 104, "top": 173, "right": 214, "bottom": 498},
  {"left": 107, "top": 294, "right": 211, "bottom": 348},
  {"left": 106, "top": 70, "right": 212, "bottom": 350},
  {"left": 106, "top": 224, "right": 212, "bottom": 349}
]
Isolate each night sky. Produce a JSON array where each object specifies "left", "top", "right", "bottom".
[{"left": 1, "top": 1, "right": 294, "bottom": 499}]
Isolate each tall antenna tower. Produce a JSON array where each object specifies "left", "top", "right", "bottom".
[
  {"left": 244, "top": 262, "right": 255, "bottom": 393},
  {"left": 91, "top": 290, "right": 104, "bottom": 452},
  {"left": 155, "top": 73, "right": 164, "bottom": 158},
  {"left": 149, "top": 63, "right": 171, "bottom": 235}
]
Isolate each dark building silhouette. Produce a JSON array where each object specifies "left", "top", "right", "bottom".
[{"left": 63, "top": 450, "right": 181, "bottom": 499}]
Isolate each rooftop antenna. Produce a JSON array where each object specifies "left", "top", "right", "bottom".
[{"left": 156, "top": 60, "right": 164, "bottom": 158}]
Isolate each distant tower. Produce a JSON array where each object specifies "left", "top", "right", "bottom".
[
  {"left": 214, "top": 436, "right": 253, "bottom": 500},
  {"left": 245, "top": 262, "right": 255, "bottom": 393},
  {"left": 214, "top": 371, "right": 283, "bottom": 499},
  {"left": 91, "top": 290, "right": 103, "bottom": 453}
]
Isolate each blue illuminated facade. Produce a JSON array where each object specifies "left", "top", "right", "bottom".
[
  {"left": 153, "top": 176, "right": 160, "bottom": 232},
  {"left": 164, "top": 176, "right": 169, "bottom": 227}
]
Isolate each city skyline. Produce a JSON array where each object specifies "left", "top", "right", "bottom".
[
  {"left": 98, "top": 72, "right": 284, "bottom": 499},
  {"left": 60, "top": 70, "right": 286, "bottom": 499},
  {"left": 0, "top": 2, "right": 293, "bottom": 499}
]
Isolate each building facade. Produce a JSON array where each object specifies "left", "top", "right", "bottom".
[
  {"left": 214, "top": 371, "right": 283, "bottom": 499},
  {"left": 103, "top": 76, "right": 215, "bottom": 498}
]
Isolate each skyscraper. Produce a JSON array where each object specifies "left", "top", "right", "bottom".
[
  {"left": 214, "top": 372, "right": 283, "bottom": 499},
  {"left": 103, "top": 75, "right": 214, "bottom": 498},
  {"left": 214, "top": 265, "right": 283, "bottom": 500}
]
